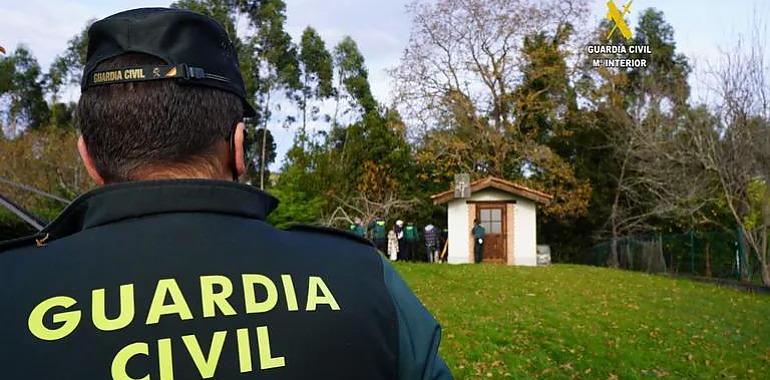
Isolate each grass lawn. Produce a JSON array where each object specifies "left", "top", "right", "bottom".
[{"left": 395, "top": 263, "right": 770, "bottom": 379}]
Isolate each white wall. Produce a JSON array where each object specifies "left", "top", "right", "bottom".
[
  {"left": 446, "top": 199, "right": 470, "bottom": 264},
  {"left": 514, "top": 199, "right": 537, "bottom": 266},
  {"left": 506, "top": 203, "right": 515, "bottom": 265}
]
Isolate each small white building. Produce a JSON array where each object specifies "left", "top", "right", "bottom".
[{"left": 431, "top": 177, "right": 552, "bottom": 266}]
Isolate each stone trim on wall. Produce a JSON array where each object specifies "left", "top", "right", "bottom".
[
  {"left": 467, "top": 203, "right": 476, "bottom": 263},
  {"left": 507, "top": 203, "right": 515, "bottom": 265}
]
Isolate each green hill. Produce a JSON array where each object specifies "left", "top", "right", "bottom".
[{"left": 395, "top": 263, "right": 770, "bottom": 379}]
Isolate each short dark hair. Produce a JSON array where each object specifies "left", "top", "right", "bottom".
[{"left": 76, "top": 53, "right": 243, "bottom": 182}]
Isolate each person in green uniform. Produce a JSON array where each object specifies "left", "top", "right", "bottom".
[
  {"left": 349, "top": 217, "right": 366, "bottom": 238},
  {"left": 0, "top": 8, "right": 451, "bottom": 380},
  {"left": 404, "top": 221, "right": 420, "bottom": 261},
  {"left": 471, "top": 219, "right": 486, "bottom": 263},
  {"left": 370, "top": 218, "right": 388, "bottom": 255}
]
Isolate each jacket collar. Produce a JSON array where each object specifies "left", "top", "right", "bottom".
[{"left": 42, "top": 179, "right": 279, "bottom": 241}]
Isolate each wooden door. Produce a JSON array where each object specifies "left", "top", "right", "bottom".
[{"left": 476, "top": 204, "right": 507, "bottom": 263}]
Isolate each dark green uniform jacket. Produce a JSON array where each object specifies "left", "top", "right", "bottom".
[
  {"left": 404, "top": 225, "right": 419, "bottom": 242},
  {"left": 371, "top": 221, "right": 388, "bottom": 241},
  {"left": 0, "top": 180, "right": 451, "bottom": 380},
  {"left": 472, "top": 225, "right": 486, "bottom": 240},
  {"left": 349, "top": 223, "right": 366, "bottom": 238}
]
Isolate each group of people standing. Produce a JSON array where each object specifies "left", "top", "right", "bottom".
[{"left": 349, "top": 218, "right": 447, "bottom": 263}]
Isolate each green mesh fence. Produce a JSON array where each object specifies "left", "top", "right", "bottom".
[{"left": 592, "top": 229, "right": 765, "bottom": 282}]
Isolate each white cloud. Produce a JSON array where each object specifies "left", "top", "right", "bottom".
[
  {"left": 1, "top": 0, "right": 92, "bottom": 69},
  {"left": 0, "top": 0, "right": 169, "bottom": 103}
]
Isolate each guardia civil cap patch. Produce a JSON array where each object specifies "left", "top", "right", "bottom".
[{"left": 81, "top": 8, "right": 256, "bottom": 117}]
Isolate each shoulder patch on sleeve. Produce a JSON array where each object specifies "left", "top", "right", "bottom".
[
  {"left": 0, "top": 233, "right": 44, "bottom": 254},
  {"left": 286, "top": 224, "right": 375, "bottom": 248}
]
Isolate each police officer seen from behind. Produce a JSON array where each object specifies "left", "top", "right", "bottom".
[
  {"left": 404, "top": 221, "right": 419, "bottom": 261},
  {"left": 371, "top": 218, "right": 388, "bottom": 255},
  {"left": 0, "top": 8, "right": 451, "bottom": 380},
  {"left": 349, "top": 217, "right": 366, "bottom": 238}
]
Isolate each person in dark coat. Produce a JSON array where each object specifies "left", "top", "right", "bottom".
[
  {"left": 0, "top": 8, "right": 451, "bottom": 380},
  {"left": 471, "top": 219, "right": 486, "bottom": 263},
  {"left": 424, "top": 224, "right": 439, "bottom": 263},
  {"left": 370, "top": 218, "right": 388, "bottom": 255},
  {"left": 404, "top": 221, "right": 420, "bottom": 262},
  {"left": 349, "top": 217, "right": 366, "bottom": 238}
]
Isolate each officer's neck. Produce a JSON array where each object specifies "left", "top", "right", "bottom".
[{"left": 121, "top": 162, "right": 233, "bottom": 183}]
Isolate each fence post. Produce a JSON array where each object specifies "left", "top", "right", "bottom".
[
  {"left": 690, "top": 229, "right": 695, "bottom": 275},
  {"left": 668, "top": 234, "right": 674, "bottom": 273},
  {"left": 736, "top": 226, "right": 744, "bottom": 281}
]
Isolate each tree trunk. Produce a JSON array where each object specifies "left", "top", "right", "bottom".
[
  {"left": 332, "top": 68, "right": 342, "bottom": 127},
  {"left": 302, "top": 73, "right": 308, "bottom": 146},
  {"left": 607, "top": 145, "right": 631, "bottom": 270},
  {"left": 738, "top": 226, "right": 750, "bottom": 282},
  {"left": 260, "top": 90, "right": 271, "bottom": 190},
  {"left": 762, "top": 264, "right": 770, "bottom": 287},
  {"left": 762, "top": 190, "right": 769, "bottom": 286},
  {"left": 761, "top": 223, "right": 768, "bottom": 286},
  {"left": 608, "top": 233, "right": 620, "bottom": 268}
]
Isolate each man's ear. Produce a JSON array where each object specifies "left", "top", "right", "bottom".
[
  {"left": 234, "top": 122, "right": 246, "bottom": 178},
  {"left": 77, "top": 136, "right": 105, "bottom": 185}
]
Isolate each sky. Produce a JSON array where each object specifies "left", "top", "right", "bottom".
[{"left": 1, "top": 0, "right": 768, "bottom": 163}]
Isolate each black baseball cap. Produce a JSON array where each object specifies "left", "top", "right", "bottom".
[{"left": 81, "top": 7, "right": 256, "bottom": 117}]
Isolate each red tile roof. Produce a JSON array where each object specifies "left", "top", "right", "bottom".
[{"left": 431, "top": 176, "right": 552, "bottom": 205}]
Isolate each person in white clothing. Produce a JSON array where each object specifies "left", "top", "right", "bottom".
[{"left": 387, "top": 227, "right": 399, "bottom": 261}]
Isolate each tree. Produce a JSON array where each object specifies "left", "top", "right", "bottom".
[
  {"left": 47, "top": 20, "right": 90, "bottom": 97},
  {"left": 240, "top": 0, "right": 301, "bottom": 190},
  {"left": 333, "top": 36, "right": 377, "bottom": 119},
  {"left": 580, "top": 9, "right": 696, "bottom": 266},
  {"left": 245, "top": 125, "right": 277, "bottom": 185},
  {"left": 394, "top": 0, "right": 591, "bottom": 222},
  {"left": 342, "top": 109, "right": 414, "bottom": 198},
  {"left": 267, "top": 131, "right": 330, "bottom": 228},
  {"left": 49, "top": 102, "right": 76, "bottom": 130},
  {"left": 393, "top": 0, "right": 587, "bottom": 131},
  {"left": 326, "top": 192, "right": 419, "bottom": 229},
  {"left": 272, "top": 35, "right": 418, "bottom": 228},
  {"left": 0, "top": 46, "right": 49, "bottom": 135},
  {"left": 683, "top": 24, "right": 770, "bottom": 283},
  {"left": 298, "top": 27, "right": 334, "bottom": 137},
  {"left": 46, "top": 21, "right": 90, "bottom": 129},
  {"left": 512, "top": 24, "right": 593, "bottom": 220},
  {"left": 0, "top": 127, "right": 90, "bottom": 220}
]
